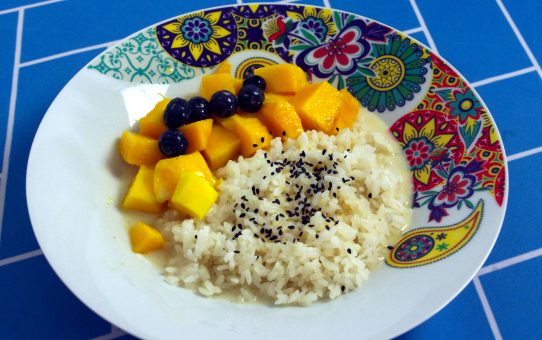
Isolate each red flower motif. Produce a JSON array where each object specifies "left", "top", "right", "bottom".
[
  {"left": 404, "top": 138, "right": 433, "bottom": 169},
  {"left": 299, "top": 23, "right": 368, "bottom": 77},
  {"left": 268, "top": 17, "right": 286, "bottom": 42},
  {"left": 311, "top": 30, "right": 361, "bottom": 70},
  {"left": 433, "top": 171, "right": 475, "bottom": 207}
]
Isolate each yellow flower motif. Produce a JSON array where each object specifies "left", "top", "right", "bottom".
[
  {"left": 402, "top": 118, "right": 454, "bottom": 184},
  {"left": 162, "top": 11, "right": 231, "bottom": 61},
  {"left": 287, "top": 7, "right": 336, "bottom": 40}
]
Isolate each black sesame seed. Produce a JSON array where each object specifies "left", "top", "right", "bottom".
[
  {"left": 195, "top": 235, "right": 198, "bottom": 239},
  {"left": 387, "top": 245, "right": 394, "bottom": 250},
  {"left": 325, "top": 225, "right": 330, "bottom": 231},
  {"left": 231, "top": 226, "right": 236, "bottom": 232},
  {"left": 252, "top": 143, "right": 258, "bottom": 148},
  {"left": 261, "top": 137, "right": 265, "bottom": 143},
  {"left": 315, "top": 234, "right": 320, "bottom": 239},
  {"left": 322, "top": 149, "right": 327, "bottom": 155},
  {"left": 368, "top": 193, "right": 373, "bottom": 199},
  {"left": 347, "top": 248, "right": 352, "bottom": 254},
  {"left": 282, "top": 131, "right": 286, "bottom": 136},
  {"left": 239, "top": 213, "right": 246, "bottom": 218},
  {"left": 234, "top": 250, "right": 240, "bottom": 254},
  {"left": 288, "top": 225, "right": 295, "bottom": 230},
  {"left": 333, "top": 192, "right": 337, "bottom": 198},
  {"left": 254, "top": 209, "right": 259, "bottom": 214},
  {"left": 341, "top": 285, "right": 345, "bottom": 292},
  {"left": 336, "top": 127, "right": 339, "bottom": 132}
]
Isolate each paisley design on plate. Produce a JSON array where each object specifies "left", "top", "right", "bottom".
[
  {"left": 386, "top": 200, "right": 484, "bottom": 268},
  {"left": 87, "top": 28, "right": 196, "bottom": 83}
]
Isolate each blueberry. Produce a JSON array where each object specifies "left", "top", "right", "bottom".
[
  {"left": 158, "top": 129, "right": 188, "bottom": 157},
  {"left": 243, "top": 75, "right": 266, "bottom": 91},
  {"left": 163, "top": 98, "right": 190, "bottom": 128},
  {"left": 210, "top": 91, "right": 237, "bottom": 118},
  {"left": 188, "top": 96, "right": 210, "bottom": 122},
  {"left": 238, "top": 84, "right": 265, "bottom": 113}
]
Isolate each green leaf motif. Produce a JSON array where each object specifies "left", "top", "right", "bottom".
[
  {"left": 300, "top": 28, "right": 321, "bottom": 45},
  {"left": 357, "top": 66, "right": 376, "bottom": 77},
  {"left": 333, "top": 11, "right": 343, "bottom": 31},
  {"left": 464, "top": 200, "right": 474, "bottom": 209},
  {"left": 289, "top": 44, "right": 313, "bottom": 52}
]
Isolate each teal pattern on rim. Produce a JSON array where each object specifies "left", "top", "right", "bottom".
[{"left": 88, "top": 28, "right": 197, "bottom": 83}]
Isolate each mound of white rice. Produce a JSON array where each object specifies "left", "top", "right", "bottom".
[{"left": 158, "top": 111, "right": 412, "bottom": 305}]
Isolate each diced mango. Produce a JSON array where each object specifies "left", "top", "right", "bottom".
[
  {"left": 171, "top": 171, "right": 219, "bottom": 219},
  {"left": 129, "top": 222, "right": 165, "bottom": 254},
  {"left": 265, "top": 93, "right": 295, "bottom": 104},
  {"left": 254, "top": 64, "right": 308, "bottom": 95},
  {"left": 258, "top": 99, "right": 303, "bottom": 141},
  {"left": 122, "top": 166, "right": 165, "bottom": 213},
  {"left": 139, "top": 97, "right": 170, "bottom": 138},
  {"left": 214, "top": 115, "right": 237, "bottom": 131},
  {"left": 333, "top": 88, "right": 361, "bottom": 133},
  {"left": 119, "top": 131, "right": 163, "bottom": 166},
  {"left": 291, "top": 81, "right": 341, "bottom": 134},
  {"left": 200, "top": 73, "right": 237, "bottom": 101},
  {"left": 202, "top": 124, "right": 241, "bottom": 170},
  {"left": 178, "top": 119, "right": 213, "bottom": 154},
  {"left": 215, "top": 60, "right": 232, "bottom": 74},
  {"left": 233, "top": 78, "right": 243, "bottom": 94},
  {"left": 153, "top": 151, "right": 216, "bottom": 203},
  {"left": 232, "top": 115, "right": 273, "bottom": 157}
]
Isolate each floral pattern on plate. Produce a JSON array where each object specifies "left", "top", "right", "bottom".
[{"left": 86, "top": 4, "right": 507, "bottom": 268}]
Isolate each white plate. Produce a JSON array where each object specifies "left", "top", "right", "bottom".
[{"left": 27, "top": 3, "right": 508, "bottom": 339}]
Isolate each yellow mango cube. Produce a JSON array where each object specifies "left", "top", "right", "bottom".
[
  {"left": 122, "top": 166, "right": 165, "bottom": 213},
  {"left": 215, "top": 60, "right": 232, "bottom": 74},
  {"left": 119, "top": 131, "right": 163, "bottom": 166},
  {"left": 139, "top": 97, "right": 170, "bottom": 138},
  {"left": 214, "top": 115, "right": 237, "bottom": 131},
  {"left": 129, "top": 222, "right": 165, "bottom": 254},
  {"left": 233, "top": 78, "right": 243, "bottom": 94},
  {"left": 202, "top": 124, "right": 241, "bottom": 170},
  {"left": 153, "top": 151, "right": 216, "bottom": 203},
  {"left": 178, "top": 119, "right": 213, "bottom": 154},
  {"left": 291, "top": 81, "right": 341, "bottom": 134},
  {"left": 171, "top": 171, "right": 219, "bottom": 219},
  {"left": 333, "top": 89, "right": 361, "bottom": 133},
  {"left": 254, "top": 64, "right": 308, "bottom": 95},
  {"left": 201, "top": 73, "right": 237, "bottom": 101},
  {"left": 232, "top": 115, "right": 273, "bottom": 157},
  {"left": 258, "top": 99, "right": 303, "bottom": 141}
]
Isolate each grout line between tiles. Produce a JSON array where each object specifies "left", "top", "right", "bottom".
[
  {"left": 471, "top": 66, "right": 537, "bottom": 88},
  {"left": 507, "top": 145, "right": 542, "bottom": 162},
  {"left": 91, "top": 325, "right": 127, "bottom": 340},
  {"left": 0, "top": 0, "right": 64, "bottom": 15},
  {"left": 322, "top": 0, "right": 331, "bottom": 8},
  {"left": 0, "top": 9, "right": 24, "bottom": 245},
  {"left": 479, "top": 247, "right": 542, "bottom": 276},
  {"left": 403, "top": 26, "right": 423, "bottom": 35},
  {"left": 409, "top": 0, "right": 438, "bottom": 54},
  {"left": 19, "top": 40, "right": 120, "bottom": 68},
  {"left": 0, "top": 249, "right": 42, "bottom": 267},
  {"left": 473, "top": 276, "right": 503, "bottom": 340},
  {"left": 496, "top": 0, "right": 542, "bottom": 79}
]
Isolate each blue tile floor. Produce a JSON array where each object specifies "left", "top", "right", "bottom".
[{"left": 1, "top": 0, "right": 541, "bottom": 338}]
